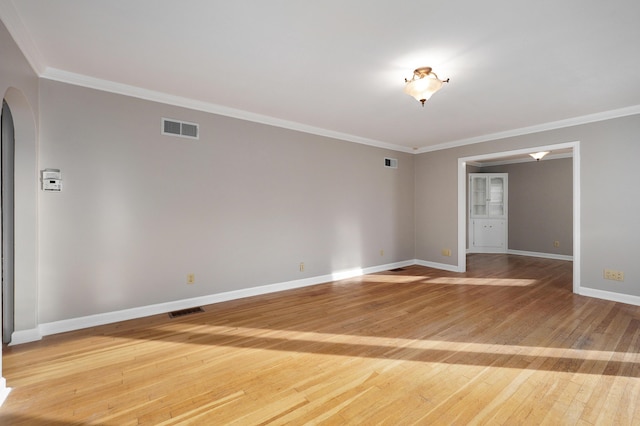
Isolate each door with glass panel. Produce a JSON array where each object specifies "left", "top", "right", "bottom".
[{"left": 469, "top": 173, "right": 508, "bottom": 253}]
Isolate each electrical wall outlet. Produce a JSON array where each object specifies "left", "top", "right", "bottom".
[
  {"left": 187, "top": 273, "right": 195, "bottom": 284},
  {"left": 604, "top": 269, "right": 624, "bottom": 281},
  {"left": 554, "top": 241, "right": 560, "bottom": 247},
  {"left": 380, "top": 249, "right": 384, "bottom": 256},
  {"left": 299, "top": 262, "right": 304, "bottom": 272},
  {"left": 441, "top": 248, "right": 452, "bottom": 257}
]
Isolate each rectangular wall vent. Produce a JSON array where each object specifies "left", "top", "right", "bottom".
[
  {"left": 162, "top": 118, "right": 199, "bottom": 139},
  {"left": 384, "top": 157, "right": 398, "bottom": 168},
  {"left": 168, "top": 307, "right": 204, "bottom": 318}
]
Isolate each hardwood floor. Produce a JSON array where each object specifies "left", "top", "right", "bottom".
[{"left": 2, "top": 254, "right": 639, "bottom": 425}]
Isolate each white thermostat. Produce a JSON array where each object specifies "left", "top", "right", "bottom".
[{"left": 41, "top": 169, "right": 62, "bottom": 191}]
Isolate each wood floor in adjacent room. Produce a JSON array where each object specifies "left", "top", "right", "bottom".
[{"left": 2, "top": 254, "right": 640, "bottom": 425}]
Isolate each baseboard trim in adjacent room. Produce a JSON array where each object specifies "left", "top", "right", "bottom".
[
  {"left": 507, "top": 249, "right": 573, "bottom": 262},
  {"left": 414, "top": 259, "right": 463, "bottom": 273},
  {"left": 24, "top": 260, "right": 416, "bottom": 343},
  {"left": 579, "top": 287, "right": 640, "bottom": 307}
]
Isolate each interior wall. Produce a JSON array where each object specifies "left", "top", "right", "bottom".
[
  {"left": 415, "top": 114, "right": 640, "bottom": 299},
  {"left": 481, "top": 157, "right": 573, "bottom": 256},
  {"left": 37, "top": 79, "right": 415, "bottom": 324}
]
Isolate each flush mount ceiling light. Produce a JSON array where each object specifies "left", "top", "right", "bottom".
[
  {"left": 404, "top": 67, "right": 450, "bottom": 106},
  {"left": 529, "top": 151, "right": 550, "bottom": 161}
]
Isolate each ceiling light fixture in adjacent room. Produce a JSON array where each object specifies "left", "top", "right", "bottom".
[
  {"left": 529, "top": 151, "right": 550, "bottom": 161},
  {"left": 404, "top": 67, "right": 449, "bottom": 106}
]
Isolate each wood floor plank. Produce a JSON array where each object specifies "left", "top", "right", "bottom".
[{"left": 2, "top": 254, "right": 639, "bottom": 425}]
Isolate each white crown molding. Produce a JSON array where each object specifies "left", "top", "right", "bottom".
[
  {"left": 40, "top": 67, "right": 415, "bottom": 154},
  {"left": 0, "top": 0, "right": 46, "bottom": 74},
  {"left": 416, "top": 105, "right": 640, "bottom": 154},
  {"left": 3, "top": 23, "right": 637, "bottom": 157},
  {"left": 42, "top": 66, "right": 640, "bottom": 156},
  {"left": 2, "top": 2, "right": 639, "bottom": 156}
]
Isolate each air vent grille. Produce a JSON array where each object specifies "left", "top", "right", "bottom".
[
  {"left": 168, "top": 307, "right": 204, "bottom": 318},
  {"left": 384, "top": 158, "right": 398, "bottom": 168},
  {"left": 162, "top": 118, "right": 199, "bottom": 139},
  {"left": 181, "top": 123, "right": 198, "bottom": 138}
]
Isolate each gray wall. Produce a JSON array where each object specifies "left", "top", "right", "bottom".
[
  {"left": 482, "top": 158, "right": 573, "bottom": 256},
  {"left": 37, "top": 80, "right": 415, "bottom": 323},
  {"left": 415, "top": 114, "right": 640, "bottom": 298}
]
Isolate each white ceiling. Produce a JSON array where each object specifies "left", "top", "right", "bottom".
[{"left": 2, "top": 0, "right": 640, "bottom": 153}]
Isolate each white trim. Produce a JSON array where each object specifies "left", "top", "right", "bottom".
[
  {"left": 507, "top": 249, "right": 573, "bottom": 262},
  {"left": 414, "top": 259, "right": 462, "bottom": 273},
  {"left": 12, "top": 260, "right": 414, "bottom": 343},
  {"left": 40, "top": 68, "right": 414, "bottom": 154},
  {"left": 417, "top": 106, "right": 640, "bottom": 154},
  {"left": 9, "top": 328, "right": 42, "bottom": 345},
  {"left": 457, "top": 157, "right": 468, "bottom": 272},
  {"left": 578, "top": 287, "right": 640, "bottom": 307},
  {"left": 572, "top": 143, "right": 581, "bottom": 294}
]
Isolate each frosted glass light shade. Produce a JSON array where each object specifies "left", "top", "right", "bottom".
[
  {"left": 404, "top": 67, "right": 448, "bottom": 106},
  {"left": 529, "top": 151, "right": 550, "bottom": 161},
  {"left": 403, "top": 75, "right": 443, "bottom": 103}
]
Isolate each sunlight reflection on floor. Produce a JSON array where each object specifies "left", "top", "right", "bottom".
[
  {"left": 359, "top": 275, "right": 429, "bottom": 283},
  {"left": 361, "top": 274, "right": 537, "bottom": 286},
  {"left": 423, "top": 277, "right": 537, "bottom": 287},
  {"left": 148, "top": 324, "right": 629, "bottom": 364}
]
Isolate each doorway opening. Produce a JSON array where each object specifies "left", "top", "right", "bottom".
[{"left": 457, "top": 141, "right": 580, "bottom": 294}]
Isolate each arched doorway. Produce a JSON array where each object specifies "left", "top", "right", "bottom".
[
  {"left": 0, "top": 86, "right": 38, "bottom": 404},
  {"left": 2, "top": 87, "right": 38, "bottom": 345}
]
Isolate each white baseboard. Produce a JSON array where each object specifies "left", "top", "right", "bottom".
[
  {"left": 15, "top": 260, "right": 415, "bottom": 344},
  {"left": 10, "top": 328, "right": 43, "bottom": 345},
  {"left": 507, "top": 249, "right": 573, "bottom": 261},
  {"left": 578, "top": 287, "right": 640, "bottom": 307},
  {"left": 22, "top": 256, "right": 621, "bottom": 346},
  {"left": 414, "top": 259, "right": 463, "bottom": 273}
]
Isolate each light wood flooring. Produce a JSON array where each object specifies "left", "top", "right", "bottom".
[{"left": 2, "top": 254, "right": 640, "bottom": 425}]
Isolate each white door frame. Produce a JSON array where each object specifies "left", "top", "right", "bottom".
[{"left": 457, "top": 141, "right": 581, "bottom": 294}]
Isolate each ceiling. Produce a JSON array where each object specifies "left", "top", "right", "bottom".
[{"left": 2, "top": 0, "right": 640, "bottom": 153}]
